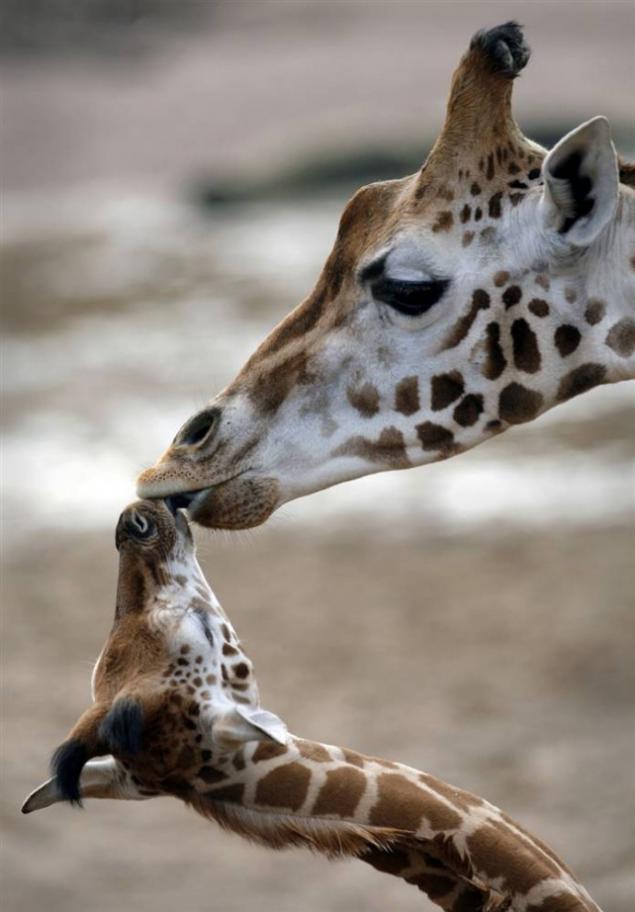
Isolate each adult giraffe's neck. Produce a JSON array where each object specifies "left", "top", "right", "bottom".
[
  {"left": 587, "top": 185, "right": 635, "bottom": 383},
  {"left": 189, "top": 736, "right": 600, "bottom": 912}
]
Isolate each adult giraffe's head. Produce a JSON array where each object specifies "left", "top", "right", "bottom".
[{"left": 138, "top": 22, "right": 635, "bottom": 529}]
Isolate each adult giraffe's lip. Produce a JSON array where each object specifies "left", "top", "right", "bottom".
[{"left": 148, "top": 469, "right": 250, "bottom": 520}]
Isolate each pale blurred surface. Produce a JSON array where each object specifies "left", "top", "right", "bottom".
[{"left": 2, "top": 3, "right": 635, "bottom": 911}]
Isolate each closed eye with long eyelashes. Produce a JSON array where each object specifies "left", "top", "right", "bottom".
[{"left": 370, "top": 276, "right": 450, "bottom": 316}]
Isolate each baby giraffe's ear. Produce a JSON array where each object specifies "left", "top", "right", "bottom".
[
  {"left": 540, "top": 116, "right": 619, "bottom": 248},
  {"left": 214, "top": 706, "right": 288, "bottom": 753}
]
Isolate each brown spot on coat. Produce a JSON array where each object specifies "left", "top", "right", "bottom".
[
  {"left": 432, "top": 210, "right": 454, "bottom": 232},
  {"left": 296, "top": 740, "right": 332, "bottom": 762},
  {"left": 502, "top": 285, "right": 522, "bottom": 309},
  {"left": 341, "top": 749, "right": 366, "bottom": 768},
  {"left": 557, "top": 363, "right": 607, "bottom": 402},
  {"left": 443, "top": 289, "right": 490, "bottom": 350},
  {"left": 512, "top": 319, "right": 541, "bottom": 373},
  {"left": 370, "top": 773, "right": 462, "bottom": 831},
  {"left": 252, "top": 741, "right": 288, "bottom": 763},
  {"left": 606, "top": 318, "right": 635, "bottom": 357},
  {"left": 417, "top": 422, "right": 454, "bottom": 452},
  {"left": 334, "top": 427, "right": 410, "bottom": 469},
  {"left": 529, "top": 298, "right": 549, "bottom": 318},
  {"left": 462, "top": 231, "right": 475, "bottom": 247},
  {"left": 419, "top": 773, "right": 483, "bottom": 815},
  {"left": 466, "top": 823, "right": 551, "bottom": 895},
  {"left": 459, "top": 204, "right": 471, "bottom": 224},
  {"left": 255, "top": 761, "right": 311, "bottom": 811},
  {"left": 394, "top": 376, "right": 420, "bottom": 416},
  {"left": 493, "top": 271, "right": 509, "bottom": 287},
  {"left": 585, "top": 299, "right": 606, "bottom": 325},
  {"left": 474, "top": 207, "right": 483, "bottom": 221},
  {"left": 483, "top": 322, "right": 507, "bottom": 380},
  {"left": 431, "top": 371, "right": 464, "bottom": 411},
  {"left": 453, "top": 394, "right": 484, "bottom": 427},
  {"left": 313, "top": 767, "right": 367, "bottom": 817},
  {"left": 259, "top": 293, "right": 324, "bottom": 357},
  {"left": 347, "top": 382, "right": 380, "bottom": 417},
  {"left": 486, "top": 153, "right": 495, "bottom": 180},
  {"left": 470, "top": 182, "right": 481, "bottom": 196},
  {"left": 248, "top": 349, "right": 309, "bottom": 415},
  {"left": 499, "top": 383, "right": 543, "bottom": 424},
  {"left": 554, "top": 324, "right": 581, "bottom": 357},
  {"left": 234, "top": 662, "right": 250, "bottom": 679},
  {"left": 488, "top": 192, "right": 503, "bottom": 218}
]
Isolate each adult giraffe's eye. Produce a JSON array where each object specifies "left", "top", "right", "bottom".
[{"left": 371, "top": 276, "right": 449, "bottom": 316}]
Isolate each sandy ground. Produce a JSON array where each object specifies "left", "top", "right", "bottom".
[{"left": 3, "top": 522, "right": 634, "bottom": 912}]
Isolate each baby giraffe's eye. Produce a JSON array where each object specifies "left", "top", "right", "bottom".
[{"left": 371, "top": 276, "right": 450, "bottom": 316}]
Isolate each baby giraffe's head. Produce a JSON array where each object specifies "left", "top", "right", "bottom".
[{"left": 22, "top": 499, "right": 286, "bottom": 813}]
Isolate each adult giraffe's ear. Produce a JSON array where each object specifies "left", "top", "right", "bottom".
[
  {"left": 213, "top": 706, "right": 288, "bottom": 753},
  {"left": 540, "top": 116, "right": 619, "bottom": 248}
]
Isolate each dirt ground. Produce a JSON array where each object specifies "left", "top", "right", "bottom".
[{"left": 3, "top": 522, "right": 634, "bottom": 911}]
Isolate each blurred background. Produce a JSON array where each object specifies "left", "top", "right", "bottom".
[{"left": 2, "top": 2, "right": 634, "bottom": 910}]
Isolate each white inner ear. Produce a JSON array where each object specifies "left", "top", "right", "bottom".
[
  {"left": 541, "top": 116, "right": 619, "bottom": 248},
  {"left": 213, "top": 706, "right": 288, "bottom": 751},
  {"left": 237, "top": 707, "right": 288, "bottom": 745}
]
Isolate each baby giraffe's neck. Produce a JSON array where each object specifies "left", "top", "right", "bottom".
[{"left": 186, "top": 737, "right": 599, "bottom": 912}]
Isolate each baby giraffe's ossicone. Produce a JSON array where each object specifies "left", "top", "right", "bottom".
[{"left": 23, "top": 501, "right": 601, "bottom": 912}]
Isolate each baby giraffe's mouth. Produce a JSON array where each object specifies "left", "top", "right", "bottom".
[{"left": 164, "top": 490, "right": 205, "bottom": 516}]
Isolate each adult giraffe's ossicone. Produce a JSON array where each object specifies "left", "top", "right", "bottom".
[{"left": 138, "top": 22, "right": 635, "bottom": 529}]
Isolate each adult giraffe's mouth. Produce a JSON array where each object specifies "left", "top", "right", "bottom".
[
  {"left": 139, "top": 469, "right": 281, "bottom": 531},
  {"left": 164, "top": 490, "right": 204, "bottom": 517}
]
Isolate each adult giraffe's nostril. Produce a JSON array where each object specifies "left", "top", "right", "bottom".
[{"left": 173, "top": 407, "right": 220, "bottom": 449}]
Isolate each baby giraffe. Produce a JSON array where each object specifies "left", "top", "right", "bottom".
[{"left": 23, "top": 500, "right": 600, "bottom": 912}]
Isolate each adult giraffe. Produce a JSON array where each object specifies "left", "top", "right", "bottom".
[{"left": 138, "top": 22, "right": 635, "bottom": 529}]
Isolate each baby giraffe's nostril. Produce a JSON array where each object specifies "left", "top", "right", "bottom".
[{"left": 174, "top": 408, "right": 219, "bottom": 448}]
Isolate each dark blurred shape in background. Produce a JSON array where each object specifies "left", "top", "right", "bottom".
[
  {"left": 0, "top": 0, "right": 211, "bottom": 56},
  {"left": 1, "top": 3, "right": 634, "bottom": 912}
]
